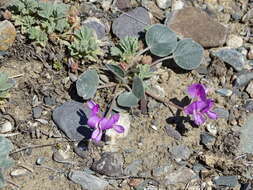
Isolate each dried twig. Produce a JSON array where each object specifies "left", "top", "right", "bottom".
[
  {"left": 0, "top": 133, "right": 20, "bottom": 137},
  {"left": 6, "top": 180, "right": 20, "bottom": 189},
  {"left": 10, "top": 143, "right": 56, "bottom": 155}
]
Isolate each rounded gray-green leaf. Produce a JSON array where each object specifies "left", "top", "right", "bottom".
[
  {"left": 173, "top": 39, "right": 204, "bottom": 70},
  {"left": 0, "top": 136, "right": 13, "bottom": 157},
  {"left": 146, "top": 24, "right": 177, "bottom": 57},
  {"left": 117, "top": 92, "right": 139, "bottom": 107},
  {"left": 105, "top": 64, "right": 125, "bottom": 81},
  {"left": 132, "top": 76, "right": 144, "bottom": 99},
  {"left": 76, "top": 69, "right": 99, "bottom": 100}
]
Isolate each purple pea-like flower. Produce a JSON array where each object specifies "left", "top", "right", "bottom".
[
  {"left": 86, "top": 101, "right": 124, "bottom": 142},
  {"left": 184, "top": 84, "right": 217, "bottom": 125}
]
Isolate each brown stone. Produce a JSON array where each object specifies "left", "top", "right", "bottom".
[
  {"left": 167, "top": 7, "right": 228, "bottom": 48},
  {"left": 0, "top": 20, "right": 16, "bottom": 51}
]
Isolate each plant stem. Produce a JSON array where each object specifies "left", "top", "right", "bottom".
[
  {"left": 145, "top": 90, "right": 183, "bottom": 110},
  {"left": 150, "top": 55, "right": 173, "bottom": 67},
  {"left": 136, "top": 47, "right": 150, "bottom": 57},
  {"left": 98, "top": 83, "right": 117, "bottom": 89}
]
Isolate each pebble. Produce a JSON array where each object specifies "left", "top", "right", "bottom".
[
  {"left": 211, "top": 48, "right": 247, "bottom": 72},
  {"left": 43, "top": 96, "right": 56, "bottom": 106},
  {"left": 112, "top": 7, "right": 151, "bottom": 39},
  {"left": 52, "top": 101, "right": 92, "bottom": 141},
  {"left": 0, "top": 20, "right": 16, "bottom": 51},
  {"left": 0, "top": 121, "right": 13, "bottom": 133},
  {"left": 200, "top": 132, "right": 216, "bottom": 148},
  {"left": 226, "top": 34, "right": 243, "bottom": 48},
  {"left": 246, "top": 81, "right": 253, "bottom": 98},
  {"left": 243, "top": 100, "right": 253, "bottom": 112},
  {"left": 171, "top": 0, "right": 184, "bottom": 11},
  {"left": 206, "top": 123, "right": 218, "bottom": 135},
  {"left": 165, "top": 167, "right": 197, "bottom": 185},
  {"left": 240, "top": 114, "right": 253, "bottom": 154},
  {"left": 53, "top": 150, "right": 70, "bottom": 163},
  {"left": 73, "top": 140, "right": 89, "bottom": 159},
  {"left": 215, "top": 88, "right": 233, "bottom": 97},
  {"left": 152, "top": 165, "right": 172, "bottom": 177},
  {"left": 213, "top": 107, "right": 229, "bottom": 120},
  {"left": 113, "top": 0, "right": 131, "bottom": 10},
  {"left": 167, "top": 7, "right": 228, "bottom": 48},
  {"left": 213, "top": 176, "right": 238, "bottom": 187},
  {"left": 156, "top": 0, "right": 171, "bottom": 9},
  {"left": 192, "top": 163, "right": 206, "bottom": 173},
  {"left": 68, "top": 170, "right": 109, "bottom": 190},
  {"left": 82, "top": 17, "right": 108, "bottom": 39},
  {"left": 32, "top": 107, "right": 42, "bottom": 119},
  {"left": 165, "top": 125, "right": 182, "bottom": 140},
  {"left": 69, "top": 73, "right": 78, "bottom": 82},
  {"left": 36, "top": 157, "right": 46, "bottom": 165},
  {"left": 169, "top": 144, "right": 192, "bottom": 163},
  {"left": 248, "top": 46, "right": 253, "bottom": 60},
  {"left": 10, "top": 169, "right": 29, "bottom": 177},
  {"left": 124, "top": 160, "right": 143, "bottom": 176},
  {"left": 91, "top": 152, "right": 123, "bottom": 177},
  {"left": 234, "top": 72, "right": 253, "bottom": 87}
]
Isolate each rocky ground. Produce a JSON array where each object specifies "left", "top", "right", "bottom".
[{"left": 0, "top": 0, "right": 253, "bottom": 190}]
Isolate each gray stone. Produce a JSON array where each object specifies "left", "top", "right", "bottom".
[
  {"left": 152, "top": 165, "right": 172, "bottom": 177},
  {"left": 124, "top": 160, "right": 142, "bottom": 176},
  {"left": 169, "top": 144, "right": 192, "bottom": 162},
  {"left": 211, "top": 49, "right": 247, "bottom": 72},
  {"left": 165, "top": 125, "right": 181, "bottom": 140},
  {"left": 246, "top": 81, "right": 253, "bottom": 98},
  {"left": 44, "top": 96, "right": 56, "bottom": 106},
  {"left": 82, "top": 17, "right": 108, "bottom": 39},
  {"left": 192, "top": 163, "right": 206, "bottom": 173},
  {"left": 243, "top": 100, "right": 253, "bottom": 112},
  {"left": 234, "top": 72, "right": 253, "bottom": 87},
  {"left": 114, "top": 0, "right": 131, "bottom": 10},
  {"left": 167, "top": 7, "right": 228, "bottom": 48},
  {"left": 112, "top": 7, "right": 151, "bottom": 39},
  {"left": 215, "top": 88, "right": 233, "bottom": 97},
  {"left": 156, "top": 0, "right": 171, "bottom": 9},
  {"left": 213, "top": 176, "right": 238, "bottom": 187},
  {"left": 52, "top": 101, "right": 92, "bottom": 141},
  {"left": 226, "top": 34, "right": 243, "bottom": 48},
  {"left": 200, "top": 132, "right": 216, "bottom": 148},
  {"left": 91, "top": 152, "right": 123, "bottom": 177},
  {"left": 32, "top": 107, "right": 42, "bottom": 119},
  {"left": 68, "top": 170, "right": 109, "bottom": 190},
  {"left": 164, "top": 167, "right": 197, "bottom": 185},
  {"left": 240, "top": 114, "right": 253, "bottom": 154}
]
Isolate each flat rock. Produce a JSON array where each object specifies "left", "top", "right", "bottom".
[
  {"left": 211, "top": 48, "right": 247, "bottom": 71},
  {"left": 213, "top": 176, "right": 238, "bottom": 187},
  {"left": 69, "top": 170, "right": 109, "bottom": 190},
  {"left": 52, "top": 101, "right": 92, "bottom": 141},
  {"left": 169, "top": 144, "right": 192, "bottom": 162},
  {"left": 167, "top": 7, "right": 228, "bottom": 48},
  {"left": 112, "top": 7, "right": 151, "bottom": 39},
  {"left": 91, "top": 152, "right": 123, "bottom": 177},
  {"left": 0, "top": 20, "right": 16, "bottom": 51},
  {"left": 124, "top": 160, "right": 143, "bottom": 176},
  {"left": 164, "top": 167, "right": 197, "bottom": 185},
  {"left": 239, "top": 114, "right": 253, "bottom": 154}
]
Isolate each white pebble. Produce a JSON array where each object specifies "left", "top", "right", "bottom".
[
  {"left": 156, "top": 0, "right": 171, "bottom": 9},
  {"left": 0, "top": 121, "right": 13, "bottom": 133},
  {"left": 11, "top": 169, "right": 29, "bottom": 177},
  {"left": 206, "top": 123, "right": 217, "bottom": 136},
  {"left": 226, "top": 34, "right": 243, "bottom": 48}
]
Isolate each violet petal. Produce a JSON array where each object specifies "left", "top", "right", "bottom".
[
  {"left": 188, "top": 83, "right": 207, "bottom": 101},
  {"left": 206, "top": 110, "right": 218, "bottom": 120},
  {"left": 87, "top": 115, "right": 101, "bottom": 128},
  {"left": 113, "top": 124, "right": 125, "bottom": 133},
  {"left": 91, "top": 127, "right": 102, "bottom": 142},
  {"left": 193, "top": 112, "right": 206, "bottom": 125}
]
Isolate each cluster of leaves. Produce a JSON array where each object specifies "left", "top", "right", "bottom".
[
  {"left": 0, "top": 72, "right": 15, "bottom": 101},
  {"left": 0, "top": 137, "right": 14, "bottom": 188},
  {"left": 9, "top": 0, "right": 70, "bottom": 46},
  {"left": 66, "top": 26, "right": 103, "bottom": 62},
  {"left": 75, "top": 24, "right": 204, "bottom": 110},
  {"left": 111, "top": 37, "right": 139, "bottom": 63}
]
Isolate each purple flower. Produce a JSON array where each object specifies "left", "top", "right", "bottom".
[
  {"left": 86, "top": 101, "right": 124, "bottom": 142},
  {"left": 187, "top": 83, "right": 207, "bottom": 101},
  {"left": 184, "top": 84, "right": 217, "bottom": 125}
]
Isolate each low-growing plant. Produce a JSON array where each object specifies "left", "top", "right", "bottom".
[
  {"left": 111, "top": 36, "right": 139, "bottom": 63},
  {"left": 67, "top": 26, "right": 103, "bottom": 63},
  {"left": 9, "top": 0, "right": 71, "bottom": 46},
  {"left": 0, "top": 72, "right": 15, "bottom": 101}
]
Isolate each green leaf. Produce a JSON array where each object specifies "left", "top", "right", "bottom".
[
  {"left": 0, "top": 73, "right": 14, "bottom": 91},
  {"left": 173, "top": 39, "right": 204, "bottom": 70},
  {"left": 132, "top": 76, "right": 144, "bottom": 99},
  {"left": 137, "top": 64, "right": 154, "bottom": 80},
  {"left": 54, "top": 3, "right": 69, "bottom": 18},
  {"left": 146, "top": 24, "right": 177, "bottom": 57},
  {"left": 27, "top": 27, "right": 48, "bottom": 46},
  {"left": 76, "top": 70, "right": 99, "bottom": 100},
  {"left": 105, "top": 64, "right": 126, "bottom": 82},
  {"left": 55, "top": 18, "right": 69, "bottom": 33},
  {"left": 0, "top": 136, "right": 13, "bottom": 157},
  {"left": 38, "top": 2, "right": 54, "bottom": 19},
  {"left": 0, "top": 172, "right": 5, "bottom": 188},
  {"left": 111, "top": 47, "right": 122, "bottom": 57},
  {"left": 117, "top": 92, "right": 139, "bottom": 107}
]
